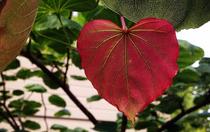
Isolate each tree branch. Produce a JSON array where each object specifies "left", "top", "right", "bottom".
[
  {"left": 57, "top": 14, "right": 71, "bottom": 84},
  {"left": 0, "top": 108, "right": 17, "bottom": 130},
  {"left": 0, "top": 102, "right": 20, "bottom": 130},
  {"left": 21, "top": 50, "right": 98, "bottom": 125},
  {"left": 0, "top": 74, "right": 20, "bottom": 130},
  {"left": 158, "top": 89, "right": 210, "bottom": 131},
  {"left": 0, "top": 82, "right": 4, "bottom": 86},
  {"left": 1, "top": 73, "right": 6, "bottom": 105}
]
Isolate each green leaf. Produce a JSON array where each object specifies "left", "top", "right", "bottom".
[
  {"left": 194, "top": 95, "right": 206, "bottom": 105},
  {"left": 156, "top": 94, "right": 183, "bottom": 114},
  {"left": 42, "top": 73, "right": 60, "bottom": 89},
  {"left": 9, "top": 100, "right": 41, "bottom": 116},
  {"left": 71, "top": 49, "right": 82, "bottom": 69},
  {"left": 67, "top": 0, "right": 98, "bottom": 12},
  {"left": 73, "top": 127, "right": 88, "bottom": 132},
  {"left": 197, "top": 58, "right": 210, "bottom": 74},
  {"left": 25, "top": 84, "right": 47, "bottom": 93},
  {"left": 39, "top": 0, "right": 97, "bottom": 14},
  {"left": 12, "top": 90, "right": 24, "bottom": 96},
  {"left": 135, "top": 120, "right": 158, "bottom": 130},
  {"left": 35, "top": 15, "right": 64, "bottom": 31},
  {"left": 87, "top": 95, "right": 101, "bottom": 102},
  {"left": 16, "top": 68, "right": 33, "bottom": 79},
  {"left": 8, "top": 99, "right": 23, "bottom": 109},
  {"left": 54, "top": 109, "right": 71, "bottom": 117},
  {"left": 51, "top": 124, "right": 68, "bottom": 131},
  {"left": 23, "top": 120, "right": 41, "bottom": 130},
  {"left": 3, "top": 75, "right": 17, "bottom": 81},
  {"left": 49, "top": 95, "right": 66, "bottom": 107},
  {"left": 93, "top": 121, "right": 117, "bottom": 132},
  {"left": 5, "top": 59, "right": 20, "bottom": 71},
  {"left": 81, "top": 6, "right": 134, "bottom": 28},
  {"left": 178, "top": 40, "right": 204, "bottom": 68},
  {"left": 71, "top": 75, "right": 87, "bottom": 81},
  {"left": 102, "top": 0, "right": 210, "bottom": 30},
  {"left": 174, "top": 67, "right": 200, "bottom": 84},
  {"left": 0, "top": 128, "right": 7, "bottom": 132}
]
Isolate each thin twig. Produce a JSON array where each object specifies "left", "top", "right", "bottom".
[
  {"left": 57, "top": 14, "right": 71, "bottom": 84},
  {"left": 64, "top": 49, "right": 70, "bottom": 84},
  {"left": 0, "top": 74, "right": 20, "bottom": 130},
  {"left": 0, "top": 82, "right": 4, "bottom": 86},
  {"left": 41, "top": 93, "right": 49, "bottom": 132},
  {"left": 0, "top": 108, "right": 17, "bottom": 130},
  {"left": 2, "top": 103, "right": 20, "bottom": 130},
  {"left": 18, "top": 117, "right": 24, "bottom": 131},
  {"left": 1, "top": 73, "right": 6, "bottom": 105}
]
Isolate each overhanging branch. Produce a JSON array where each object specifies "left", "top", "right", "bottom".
[
  {"left": 21, "top": 50, "right": 98, "bottom": 125},
  {"left": 158, "top": 90, "right": 210, "bottom": 131}
]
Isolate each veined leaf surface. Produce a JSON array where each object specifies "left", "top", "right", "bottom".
[
  {"left": 77, "top": 18, "right": 179, "bottom": 121},
  {"left": 0, "top": 0, "right": 38, "bottom": 72},
  {"left": 102, "top": 0, "right": 210, "bottom": 30}
]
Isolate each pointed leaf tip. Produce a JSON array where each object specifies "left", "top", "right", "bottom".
[{"left": 77, "top": 18, "right": 179, "bottom": 122}]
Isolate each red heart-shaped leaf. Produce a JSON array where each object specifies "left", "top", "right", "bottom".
[
  {"left": 77, "top": 18, "right": 179, "bottom": 122},
  {"left": 0, "top": 0, "right": 38, "bottom": 72}
]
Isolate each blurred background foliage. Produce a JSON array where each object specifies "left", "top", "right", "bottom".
[{"left": 0, "top": 0, "right": 210, "bottom": 132}]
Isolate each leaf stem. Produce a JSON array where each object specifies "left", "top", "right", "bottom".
[
  {"left": 120, "top": 16, "right": 127, "bottom": 30},
  {"left": 57, "top": 14, "right": 71, "bottom": 84},
  {"left": 41, "top": 93, "right": 49, "bottom": 132}
]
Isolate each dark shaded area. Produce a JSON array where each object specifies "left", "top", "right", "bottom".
[{"left": 0, "top": 0, "right": 6, "bottom": 14}]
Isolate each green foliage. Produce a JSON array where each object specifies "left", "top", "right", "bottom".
[
  {"left": 5, "top": 59, "right": 20, "bottom": 71},
  {"left": 51, "top": 124, "right": 69, "bottom": 131},
  {"left": 0, "top": 129, "right": 7, "bottom": 132},
  {"left": 93, "top": 121, "right": 117, "bottom": 132},
  {"left": 8, "top": 99, "right": 41, "bottom": 116},
  {"left": 178, "top": 40, "right": 204, "bottom": 68},
  {"left": 16, "top": 68, "right": 33, "bottom": 79},
  {"left": 12, "top": 90, "right": 24, "bottom": 96},
  {"left": 23, "top": 120, "right": 41, "bottom": 130},
  {"left": 25, "top": 84, "right": 47, "bottom": 93},
  {"left": 54, "top": 109, "right": 71, "bottom": 117},
  {"left": 51, "top": 124, "right": 88, "bottom": 132},
  {"left": 87, "top": 95, "right": 101, "bottom": 102},
  {"left": 71, "top": 75, "right": 87, "bottom": 81},
  {"left": 156, "top": 94, "right": 183, "bottom": 114},
  {"left": 102, "top": 0, "right": 210, "bottom": 30},
  {"left": 49, "top": 94, "right": 66, "bottom": 107}
]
